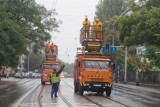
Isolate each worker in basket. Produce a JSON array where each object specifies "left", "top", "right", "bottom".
[
  {"left": 82, "top": 16, "right": 91, "bottom": 39},
  {"left": 50, "top": 42, "right": 55, "bottom": 55},
  {"left": 45, "top": 42, "right": 51, "bottom": 54},
  {"left": 93, "top": 18, "right": 103, "bottom": 39}
]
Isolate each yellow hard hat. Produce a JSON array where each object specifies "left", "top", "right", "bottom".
[
  {"left": 85, "top": 16, "right": 88, "bottom": 20},
  {"left": 96, "top": 18, "right": 99, "bottom": 21}
]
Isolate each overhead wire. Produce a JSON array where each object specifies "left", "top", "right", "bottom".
[
  {"left": 51, "top": 0, "right": 58, "bottom": 44},
  {"left": 52, "top": 0, "right": 58, "bottom": 10}
]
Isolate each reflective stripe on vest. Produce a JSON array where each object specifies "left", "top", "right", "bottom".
[{"left": 51, "top": 73, "right": 60, "bottom": 83}]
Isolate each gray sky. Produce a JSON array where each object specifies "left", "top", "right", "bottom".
[{"left": 36, "top": 0, "right": 99, "bottom": 63}]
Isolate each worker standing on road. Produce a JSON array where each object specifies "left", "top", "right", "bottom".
[
  {"left": 93, "top": 18, "right": 103, "bottom": 39},
  {"left": 50, "top": 64, "right": 65, "bottom": 98},
  {"left": 82, "top": 16, "right": 91, "bottom": 38}
]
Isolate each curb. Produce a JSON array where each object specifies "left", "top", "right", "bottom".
[{"left": 113, "top": 82, "right": 160, "bottom": 94}]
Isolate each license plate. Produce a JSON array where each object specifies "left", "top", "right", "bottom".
[
  {"left": 43, "top": 74, "right": 47, "bottom": 76},
  {"left": 93, "top": 84, "right": 101, "bottom": 87}
]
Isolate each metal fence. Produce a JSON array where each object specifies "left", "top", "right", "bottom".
[{"left": 113, "top": 71, "right": 160, "bottom": 84}]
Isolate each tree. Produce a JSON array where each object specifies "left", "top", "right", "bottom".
[
  {"left": 0, "top": 0, "right": 61, "bottom": 67},
  {"left": 145, "top": 46, "right": 160, "bottom": 68},
  {"left": 27, "top": 53, "right": 44, "bottom": 72},
  {"left": 95, "top": 0, "right": 127, "bottom": 23},
  {"left": 95, "top": 0, "right": 127, "bottom": 42},
  {"left": 115, "top": 1, "right": 160, "bottom": 47},
  {"left": 94, "top": 0, "right": 128, "bottom": 56}
]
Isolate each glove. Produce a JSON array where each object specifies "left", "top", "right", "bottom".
[{"left": 61, "top": 64, "right": 65, "bottom": 70}]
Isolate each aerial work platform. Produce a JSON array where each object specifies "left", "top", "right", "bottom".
[{"left": 80, "top": 25, "right": 104, "bottom": 53}]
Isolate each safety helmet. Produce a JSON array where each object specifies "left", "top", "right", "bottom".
[
  {"left": 96, "top": 18, "right": 99, "bottom": 22},
  {"left": 85, "top": 16, "right": 88, "bottom": 21}
]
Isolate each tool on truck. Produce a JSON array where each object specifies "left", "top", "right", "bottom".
[
  {"left": 41, "top": 42, "right": 60, "bottom": 85},
  {"left": 74, "top": 19, "right": 114, "bottom": 96}
]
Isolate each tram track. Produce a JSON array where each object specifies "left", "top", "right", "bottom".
[
  {"left": 62, "top": 78, "right": 129, "bottom": 107},
  {"left": 58, "top": 91, "right": 74, "bottom": 107},
  {"left": 38, "top": 83, "right": 74, "bottom": 107},
  {"left": 58, "top": 79, "right": 75, "bottom": 107},
  {"left": 62, "top": 79, "right": 103, "bottom": 107},
  {"left": 38, "top": 85, "right": 44, "bottom": 107}
]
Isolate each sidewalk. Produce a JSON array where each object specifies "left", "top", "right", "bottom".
[
  {"left": 0, "top": 77, "right": 20, "bottom": 89},
  {"left": 113, "top": 82, "right": 160, "bottom": 94}
]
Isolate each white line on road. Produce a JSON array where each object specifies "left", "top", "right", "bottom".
[{"left": 11, "top": 84, "right": 39, "bottom": 107}]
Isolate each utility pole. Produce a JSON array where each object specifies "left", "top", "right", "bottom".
[
  {"left": 124, "top": 46, "right": 128, "bottom": 84},
  {"left": 112, "top": 34, "right": 114, "bottom": 46},
  {"left": 111, "top": 46, "right": 128, "bottom": 83},
  {"left": 28, "top": 56, "right": 29, "bottom": 72}
]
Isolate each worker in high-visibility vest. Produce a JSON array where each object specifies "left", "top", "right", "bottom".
[
  {"left": 93, "top": 18, "right": 103, "bottom": 39},
  {"left": 82, "top": 16, "right": 91, "bottom": 38},
  {"left": 50, "top": 64, "right": 65, "bottom": 98}
]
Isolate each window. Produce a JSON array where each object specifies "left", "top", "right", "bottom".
[
  {"left": 43, "top": 64, "right": 58, "bottom": 69},
  {"left": 83, "top": 60, "right": 109, "bottom": 69}
]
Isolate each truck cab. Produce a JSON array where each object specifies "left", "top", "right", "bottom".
[
  {"left": 41, "top": 61, "right": 60, "bottom": 85},
  {"left": 74, "top": 54, "right": 113, "bottom": 96}
]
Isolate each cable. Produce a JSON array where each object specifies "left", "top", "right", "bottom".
[
  {"left": 54, "top": 0, "right": 58, "bottom": 10},
  {"left": 52, "top": 0, "right": 58, "bottom": 10}
]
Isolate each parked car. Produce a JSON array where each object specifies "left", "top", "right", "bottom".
[
  {"left": 24, "top": 72, "right": 34, "bottom": 78},
  {"left": 0, "top": 72, "right": 7, "bottom": 78},
  {"left": 35, "top": 73, "right": 41, "bottom": 78},
  {"left": 14, "top": 72, "right": 24, "bottom": 78}
]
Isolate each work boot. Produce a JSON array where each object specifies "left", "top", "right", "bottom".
[
  {"left": 55, "top": 94, "right": 58, "bottom": 98},
  {"left": 51, "top": 94, "right": 53, "bottom": 98}
]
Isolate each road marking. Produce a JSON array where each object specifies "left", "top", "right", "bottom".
[{"left": 11, "top": 84, "right": 39, "bottom": 107}]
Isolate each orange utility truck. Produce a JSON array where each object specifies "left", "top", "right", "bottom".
[
  {"left": 41, "top": 43, "right": 60, "bottom": 85},
  {"left": 74, "top": 24, "right": 113, "bottom": 96}
]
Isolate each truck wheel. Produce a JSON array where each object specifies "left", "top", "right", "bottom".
[
  {"left": 79, "top": 85, "right": 84, "bottom": 95},
  {"left": 74, "top": 82, "right": 78, "bottom": 93},
  {"left": 41, "top": 82, "right": 45, "bottom": 85},
  {"left": 105, "top": 87, "right": 111, "bottom": 96}
]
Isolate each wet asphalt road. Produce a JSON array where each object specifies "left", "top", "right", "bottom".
[
  {"left": 0, "top": 78, "right": 160, "bottom": 107},
  {"left": 62, "top": 78, "right": 160, "bottom": 107},
  {"left": 111, "top": 86, "right": 160, "bottom": 107},
  {"left": 0, "top": 79, "right": 39, "bottom": 107}
]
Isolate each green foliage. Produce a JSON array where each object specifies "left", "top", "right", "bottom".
[
  {"left": 95, "top": 0, "right": 160, "bottom": 71},
  {"left": 28, "top": 53, "right": 44, "bottom": 72},
  {"left": 145, "top": 46, "right": 160, "bottom": 67},
  {"left": 95, "top": 0, "right": 129, "bottom": 70},
  {"left": 95, "top": 0, "right": 127, "bottom": 21},
  {"left": 95, "top": 0, "right": 128, "bottom": 46},
  {"left": 128, "top": 54, "right": 151, "bottom": 72},
  {"left": 115, "top": 6, "right": 160, "bottom": 47},
  {"left": 0, "top": 0, "right": 61, "bottom": 67}
]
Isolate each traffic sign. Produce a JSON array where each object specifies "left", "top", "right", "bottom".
[
  {"left": 110, "top": 47, "right": 117, "bottom": 52},
  {"left": 101, "top": 46, "right": 106, "bottom": 53}
]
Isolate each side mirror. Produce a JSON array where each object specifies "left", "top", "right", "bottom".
[
  {"left": 78, "top": 62, "right": 80, "bottom": 67},
  {"left": 40, "top": 65, "right": 42, "bottom": 68},
  {"left": 112, "top": 63, "right": 115, "bottom": 69}
]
